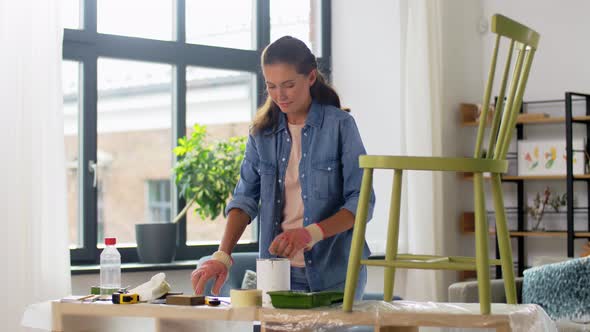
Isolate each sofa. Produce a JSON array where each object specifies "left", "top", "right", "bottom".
[
  {"left": 448, "top": 277, "right": 524, "bottom": 304},
  {"left": 448, "top": 277, "right": 589, "bottom": 331}
]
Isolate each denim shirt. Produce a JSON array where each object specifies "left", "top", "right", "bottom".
[{"left": 225, "top": 101, "right": 376, "bottom": 291}]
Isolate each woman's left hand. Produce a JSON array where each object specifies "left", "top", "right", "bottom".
[{"left": 269, "top": 228, "right": 312, "bottom": 258}]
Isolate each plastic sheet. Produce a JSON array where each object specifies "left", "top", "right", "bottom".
[
  {"left": 258, "top": 300, "right": 557, "bottom": 332},
  {"left": 23, "top": 299, "right": 557, "bottom": 332},
  {"left": 555, "top": 320, "right": 590, "bottom": 332}
]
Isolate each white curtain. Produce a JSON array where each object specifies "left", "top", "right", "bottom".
[
  {"left": 398, "top": 0, "right": 446, "bottom": 302},
  {"left": 0, "top": 0, "right": 71, "bottom": 330}
]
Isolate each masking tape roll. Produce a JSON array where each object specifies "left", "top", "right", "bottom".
[{"left": 230, "top": 289, "right": 262, "bottom": 308}]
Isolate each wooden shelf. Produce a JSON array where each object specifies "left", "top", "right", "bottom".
[
  {"left": 465, "top": 229, "right": 590, "bottom": 238},
  {"left": 504, "top": 175, "right": 566, "bottom": 180},
  {"left": 572, "top": 115, "right": 590, "bottom": 122},
  {"left": 459, "top": 212, "right": 590, "bottom": 238},
  {"left": 462, "top": 116, "right": 590, "bottom": 126},
  {"left": 458, "top": 270, "right": 477, "bottom": 281},
  {"left": 508, "top": 231, "right": 590, "bottom": 238},
  {"left": 461, "top": 173, "right": 590, "bottom": 181},
  {"left": 459, "top": 103, "right": 590, "bottom": 126},
  {"left": 460, "top": 212, "right": 476, "bottom": 233}
]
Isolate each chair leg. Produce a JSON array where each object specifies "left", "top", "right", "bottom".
[
  {"left": 343, "top": 168, "right": 374, "bottom": 312},
  {"left": 491, "top": 174, "right": 517, "bottom": 304},
  {"left": 384, "top": 170, "right": 403, "bottom": 302},
  {"left": 474, "top": 173, "right": 491, "bottom": 314}
]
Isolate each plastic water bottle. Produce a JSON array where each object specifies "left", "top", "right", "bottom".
[{"left": 100, "top": 237, "right": 121, "bottom": 295}]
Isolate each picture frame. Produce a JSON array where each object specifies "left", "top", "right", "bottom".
[{"left": 517, "top": 139, "right": 585, "bottom": 176}]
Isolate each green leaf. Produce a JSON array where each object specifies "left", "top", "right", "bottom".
[
  {"left": 172, "top": 123, "right": 246, "bottom": 221},
  {"left": 545, "top": 159, "right": 554, "bottom": 169}
]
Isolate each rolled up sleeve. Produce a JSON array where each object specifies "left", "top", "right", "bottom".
[
  {"left": 340, "top": 117, "right": 376, "bottom": 222},
  {"left": 224, "top": 134, "right": 261, "bottom": 223}
]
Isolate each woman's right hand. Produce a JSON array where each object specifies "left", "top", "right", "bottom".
[{"left": 191, "top": 259, "right": 228, "bottom": 295}]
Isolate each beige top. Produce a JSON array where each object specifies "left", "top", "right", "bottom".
[{"left": 281, "top": 123, "right": 305, "bottom": 267}]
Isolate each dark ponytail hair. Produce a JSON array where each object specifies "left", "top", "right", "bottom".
[{"left": 252, "top": 36, "right": 346, "bottom": 134}]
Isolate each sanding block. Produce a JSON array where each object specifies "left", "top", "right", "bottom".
[{"left": 166, "top": 295, "right": 205, "bottom": 306}]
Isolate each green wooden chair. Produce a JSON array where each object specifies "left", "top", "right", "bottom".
[{"left": 343, "top": 14, "right": 540, "bottom": 314}]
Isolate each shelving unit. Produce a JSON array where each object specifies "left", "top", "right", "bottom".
[
  {"left": 460, "top": 212, "right": 590, "bottom": 238},
  {"left": 461, "top": 115, "right": 590, "bottom": 127},
  {"left": 565, "top": 92, "right": 590, "bottom": 256},
  {"left": 462, "top": 173, "right": 590, "bottom": 181},
  {"left": 460, "top": 93, "right": 590, "bottom": 277}
]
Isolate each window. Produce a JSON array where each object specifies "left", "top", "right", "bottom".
[
  {"left": 270, "top": 0, "right": 323, "bottom": 56},
  {"left": 62, "top": 0, "right": 81, "bottom": 30},
  {"left": 186, "top": 0, "right": 254, "bottom": 50},
  {"left": 97, "top": 0, "right": 173, "bottom": 41},
  {"left": 146, "top": 180, "right": 172, "bottom": 223},
  {"left": 185, "top": 66, "right": 256, "bottom": 245},
  {"left": 64, "top": 0, "right": 332, "bottom": 264},
  {"left": 96, "top": 58, "right": 173, "bottom": 247}
]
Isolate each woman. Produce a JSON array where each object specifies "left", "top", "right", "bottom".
[{"left": 191, "top": 36, "right": 375, "bottom": 300}]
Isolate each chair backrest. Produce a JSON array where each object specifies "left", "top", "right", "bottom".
[{"left": 474, "top": 14, "right": 540, "bottom": 161}]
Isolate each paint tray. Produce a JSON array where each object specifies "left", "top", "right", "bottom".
[{"left": 266, "top": 290, "right": 344, "bottom": 309}]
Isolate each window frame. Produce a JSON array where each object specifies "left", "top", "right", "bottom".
[{"left": 66, "top": 0, "right": 332, "bottom": 265}]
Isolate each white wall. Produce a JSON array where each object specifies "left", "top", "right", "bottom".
[
  {"left": 483, "top": 0, "right": 590, "bottom": 101},
  {"left": 331, "top": 0, "right": 402, "bottom": 258},
  {"left": 332, "top": 0, "right": 488, "bottom": 299},
  {"left": 439, "top": 0, "right": 486, "bottom": 292},
  {"left": 331, "top": 0, "right": 402, "bottom": 296}
]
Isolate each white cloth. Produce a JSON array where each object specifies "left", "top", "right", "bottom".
[
  {"left": 129, "top": 273, "right": 171, "bottom": 302},
  {"left": 398, "top": 0, "right": 446, "bottom": 302},
  {"left": 0, "top": 0, "right": 71, "bottom": 330}
]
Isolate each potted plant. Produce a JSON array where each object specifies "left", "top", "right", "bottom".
[{"left": 135, "top": 124, "right": 246, "bottom": 263}]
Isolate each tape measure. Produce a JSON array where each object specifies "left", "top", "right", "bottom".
[
  {"left": 112, "top": 293, "right": 139, "bottom": 304},
  {"left": 205, "top": 297, "right": 221, "bottom": 306}
]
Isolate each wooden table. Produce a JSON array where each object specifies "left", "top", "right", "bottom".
[{"left": 50, "top": 300, "right": 525, "bottom": 332}]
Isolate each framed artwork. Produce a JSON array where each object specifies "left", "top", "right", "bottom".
[{"left": 517, "top": 139, "right": 586, "bottom": 176}]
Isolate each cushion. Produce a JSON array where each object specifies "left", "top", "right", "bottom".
[
  {"left": 523, "top": 257, "right": 590, "bottom": 322},
  {"left": 241, "top": 269, "right": 257, "bottom": 289}
]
